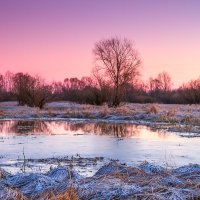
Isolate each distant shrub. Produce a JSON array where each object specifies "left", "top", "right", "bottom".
[{"left": 12, "top": 73, "right": 51, "bottom": 109}]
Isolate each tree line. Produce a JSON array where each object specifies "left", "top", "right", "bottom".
[{"left": 0, "top": 37, "right": 200, "bottom": 108}]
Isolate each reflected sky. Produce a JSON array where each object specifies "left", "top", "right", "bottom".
[
  {"left": 0, "top": 120, "right": 199, "bottom": 167},
  {"left": 0, "top": 120, "right": 171, "bottom": 138}
]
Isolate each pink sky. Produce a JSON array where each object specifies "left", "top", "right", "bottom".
[{"left": 0, "top": 0, "right": 200, "bottom": 87}]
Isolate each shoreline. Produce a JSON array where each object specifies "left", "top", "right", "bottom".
[
  {"left": 0, "top": 117, "right": 200, "bottom": 137},
  {"left": 1, "top": 101, "right": 200, "bottom": 136}
]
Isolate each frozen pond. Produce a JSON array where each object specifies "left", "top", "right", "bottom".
[{"left": 0, "top": 120, "right": 200, "bottom": 173}]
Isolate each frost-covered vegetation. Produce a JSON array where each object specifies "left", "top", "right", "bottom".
[{"left": 0, "top": 160, "right": 200, "bottom": 199}]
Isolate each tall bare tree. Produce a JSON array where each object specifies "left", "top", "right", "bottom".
[{"left": 93, "top": 37, "right": 141, "bottom": 106}]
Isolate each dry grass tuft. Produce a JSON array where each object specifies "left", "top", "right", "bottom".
[
  {"left": 47, "top": 108, "right": 55, "bottom": 117},
  {"left": 34, "top": 109, "right": 40, "bottom": 117},
  {"left": 34, "top": 186, "right": 79, "bottom": 200},
  {"left": 112, "top": 172, "right": 129, "bottom": 182},
  {"left": 183, "top": 115, "right": 193, "bottom": 124},
  {"left": 0, "top": 110, "right": 6, "bottom": 117},
  {"left": 146, "top": 104, "right": 159, "bottom": 114},
  {"left": 56, "top": 186, "right": 79, "bottom": 200},
  {"left": 100, "top": 105, "right": 110, "bottom": 117},
  {"left": 115, "top": 105, "right": 131, "bottom": 115},
  {"left": 166, "top": 108, "right": 177, "bottom": 117}
]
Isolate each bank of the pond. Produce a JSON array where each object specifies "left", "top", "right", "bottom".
[{"left": 1, "top": 102, "right": 200, "bottom": 135}]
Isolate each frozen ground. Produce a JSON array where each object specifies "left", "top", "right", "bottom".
[
  {"left": 0, "top": 159, "right": 200, "bottom": 199},
  {"left": 0, "top": 101, "right": 200, "bottom": 135}
]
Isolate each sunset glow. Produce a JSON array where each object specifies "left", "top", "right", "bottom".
[{"left": 0, "top": 0, "right": 200, "bottom": 86}]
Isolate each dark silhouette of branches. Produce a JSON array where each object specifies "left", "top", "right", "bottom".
[
  {"left": 12, "top": 73, "right": 51, "bottom": 108},
  {"left": 93, "top": 37, "right": 141, "bottom": 107}
]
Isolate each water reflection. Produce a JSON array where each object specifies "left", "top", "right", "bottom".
[
  {"left": 0, "top": 120, "right": 199, "bottom": 168},
  {"left": 0, "top": 121, "right": 50, "bottom": 135},
  {"left": 0, "top": 120, "right": 167, "bottom": 138}
]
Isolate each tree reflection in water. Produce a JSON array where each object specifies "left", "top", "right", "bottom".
[
  {"left": 0, "top": 120, "right": 50, "bottom": 135},
  {"left": 0, "top": 120, "right": 168, "bottom": 139}
]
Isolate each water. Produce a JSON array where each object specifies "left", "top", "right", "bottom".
[{"left": 0, "top": 120, "right": 199, "bottom": 173}]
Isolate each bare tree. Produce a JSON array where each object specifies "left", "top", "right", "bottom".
[
  {"left": 93, "top": 37, "right": 141, "bottom": 107},
  {"left": 180, "top": 77, "right": 200, "bottom": 104},
  {"left": 157, "top": 71, "right": 172, "bottom": 92},
  {"left": 149, "top": 77, "right": 162, "bottom": 93},
  {"left": 4, "top": 71, "right": 14, "bottom": 93},
  {"left": 149, "top": 72, "right": 172, "bottom": 93},
  {"left": 148, "top": 71, "right": 173, "bottom": 103},
  {"left": 0, "top": 74, "right": 3, "bottom": 91},
  {"left": 0, "top": 74, "right": 4, "bottom": 101},
  {"left": 12, "top": 73, "right": 33, "bottom": 106},
  {"left": 92, "top": 67, "right": 111, "bottom": 104}
]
